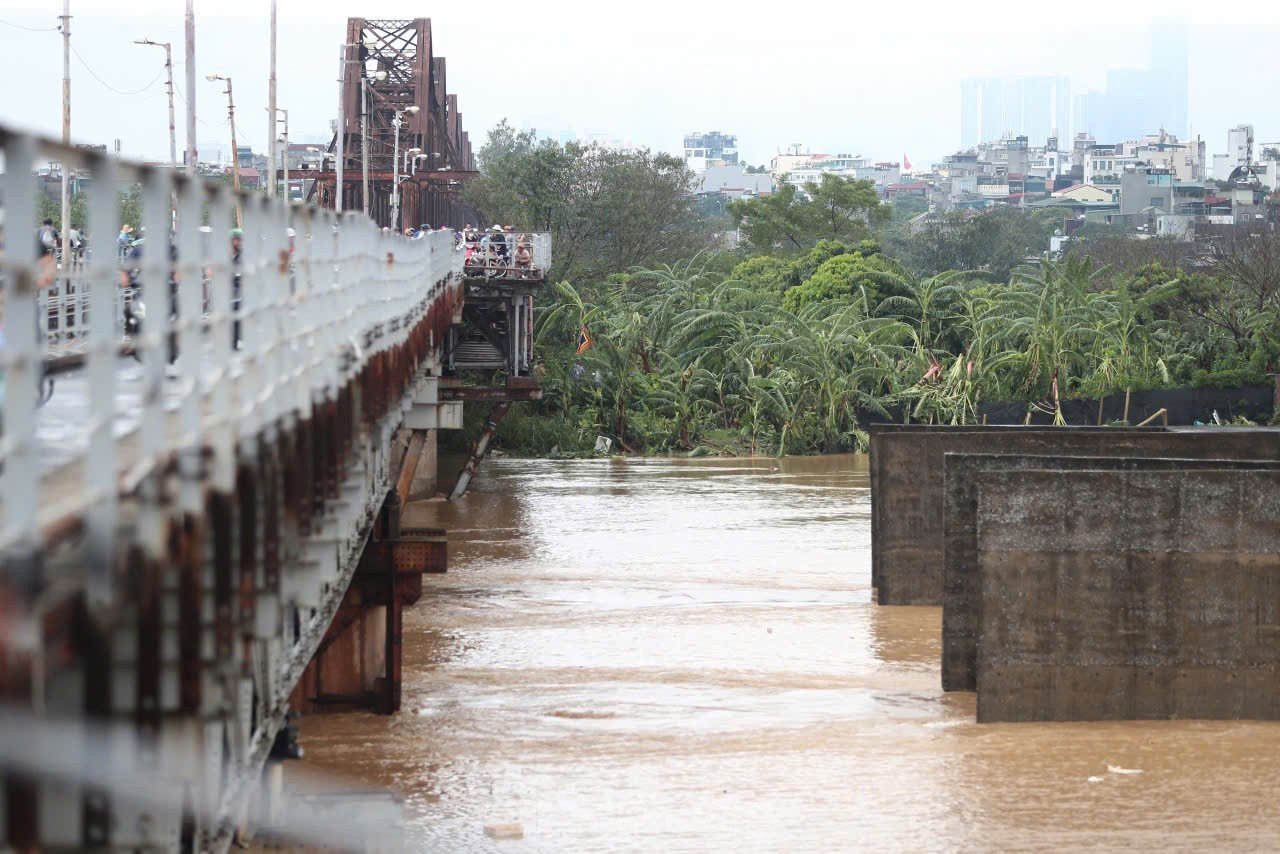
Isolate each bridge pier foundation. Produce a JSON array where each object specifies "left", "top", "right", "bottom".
[
  {"left": 289, "top": 496, "right": 445, "bottom": 716},
  {"left": 396, "top": 427, "right": 440, "bottom": 501}
]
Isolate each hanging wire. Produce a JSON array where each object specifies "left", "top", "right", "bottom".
[
  {"left": 171, "top": 77, "right": 219, "bottom": 130},
  {"left": 71, "top": 45, "right": 167, "bottom": 96},
  {"left": 0, "top": 18, "right": 58, "bottom": 32}
]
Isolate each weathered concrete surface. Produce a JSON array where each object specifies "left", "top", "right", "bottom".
[
  {"left": 974, "top": 468, "right": 1280, "bottom": 722},
  {"left": 869, "top": 426, "right": 1280, "bottom": 605},
  {"left": 868, "top": 426, "right": 1085, "bottom": 593},
  {"left": 942, "top": 454, "right": 1280, "bottom": 692}
]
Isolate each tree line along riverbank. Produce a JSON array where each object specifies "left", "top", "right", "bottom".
[{"left": 456, "top": 123, "right": 1280, "bottom": 458}]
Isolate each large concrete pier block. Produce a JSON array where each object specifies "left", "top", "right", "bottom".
[
  {"left": 869, "top": 425, "right": 1280, "bottom": 605},
  {"left": 941, "top": 454, "right": 1280, "bottom": 692},
  {"left": 973, "top": 468, "right": 1280, "bottom": 722}
]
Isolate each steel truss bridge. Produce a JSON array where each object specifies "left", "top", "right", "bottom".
[
  {"left": 306, "top": 18, "right": 478, "bottom": 231},
  {"left": 0, "top": 86, "right": 545, "bottom": 848}
]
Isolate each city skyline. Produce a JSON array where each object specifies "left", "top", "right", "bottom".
[
  {"left": 961, "top": 23, "right": 1190, "bottom": 152},
  {"left": 1, "top": 1, "right": 1277, "bottom": 170}
]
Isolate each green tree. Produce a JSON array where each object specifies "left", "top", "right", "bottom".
[
  {"left": 998, "top": 257, "right": 1105, "bottom": 422},
  {"left": 36, "top": 192, "right": 87, "bottom": 230},
  {"left": 807, "top": 173, "right": 890, "bottom": 242},
  {"left": 465, "top": 121, "right": 710, "bottom": 280},
  {"left": 728, "top": 175, "right": 888, "bottom": 254},
  {"left": 781, "top": 252, "right": 903, "bottom": 313},
  {"left": 729, "top": 255, "right": 792, "bottom": 295},
  {"left": 895, "top": 208, "right": 1057, "bottom": 280}
]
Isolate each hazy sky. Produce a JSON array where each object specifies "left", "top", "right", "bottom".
[{"left": 2, "top": 0, "right": 1279, "bottom": 168}]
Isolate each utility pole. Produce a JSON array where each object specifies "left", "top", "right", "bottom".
[
  {"left": 361, "top": 76, "right": 370, "bottom": 216},
  {"left": 275, "top": 108, "right": 288, "bottom": 201},
  {"left": 391, "top": 114, "right": 402, "bottom": 232},
  {"left": 391, "top": 106, "right": 419, "bottom": 233},
  {"left": 135, "top": 39, "right": 177, "bottom": 170},
  {"left": 59, "top": 0, "right": 71, "bottom": 240},
  {"left": 266, "top": 0, "right": 277, "bottom": 198},
  {"left": 335, "top": 37, "right": 372, "bottom": 214},
  {"left": 336, "top": 43, "right": 348, "bottom": 213},
  {"left": 361, "top": 69, "right": 388, "bottom": 218},
  {"left": 184, "top": 0, "right": 196, "bottom": 176},
  {"left": 208, "top": 74, "right": 241, "bottom": 226}
]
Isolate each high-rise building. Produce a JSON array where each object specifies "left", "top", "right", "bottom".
[
  {"left": 1072, "top": 23, "right": 1189, "bottom": 142},
  {"left": 960, "top": 80, "right": 982, "bottom": 148},
  {"left": 1149, "top": 21, "right": 1189, "bottom": 139},
  {"left": 959, "top": 76, "right": 1070, "bottom": 148},
  {"left": 980, "top": 78, "right": 1005, "bottom": 144}
]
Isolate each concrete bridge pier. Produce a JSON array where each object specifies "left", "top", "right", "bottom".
[
  {"left": 868, "top": 424, "right": 1280, "bottom": 723},
  {"left": 290, "top": 446, "right": 449, "bottom": 718}
]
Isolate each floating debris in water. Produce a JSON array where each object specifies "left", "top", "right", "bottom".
[
  {"left": 1107, "top": 765, "right": 1143, "bottom": 775},
  {"left": 485, "top": 823, "right": 525, "bottom": 840}
]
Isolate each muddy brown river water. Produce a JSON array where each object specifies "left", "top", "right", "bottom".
[{"left": 294, "top": 454, "right": 1280, "bottom": 851}]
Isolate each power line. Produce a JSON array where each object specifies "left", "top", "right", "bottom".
[
  {"left": 0, "top": 18, "right": 58, "bottom": 32},
  {"left": 171, "top": 79, "right": 217, "bottom": 130},
  {"left": 71, "top": 44, "right": 166, "bottom": 96}
]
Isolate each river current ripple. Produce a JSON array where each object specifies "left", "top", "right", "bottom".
[{"left": 296, "top": 454, "right": 1280, "bottom": 852}]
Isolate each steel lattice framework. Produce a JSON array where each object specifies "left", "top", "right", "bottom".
[{"left": 310, "top": 18, "right": 476, "bottom": 230}]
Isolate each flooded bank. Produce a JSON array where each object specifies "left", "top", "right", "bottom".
[{"left": 294, "top": 454, "right": 1280, "bottom": 851}]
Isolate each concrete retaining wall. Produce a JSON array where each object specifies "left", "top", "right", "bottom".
[
  {"left": 942, "top": 454, "right": 1280, "bottom": 692},
  {"left": 869, "top": 425, "right": 1280, "bottom": 605},
  {"left": 974, "top": 468, "right": 1280, "bottom": 722}
]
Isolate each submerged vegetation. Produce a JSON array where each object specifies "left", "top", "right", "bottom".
[{"left": 464, "top": 126, "right": 1280, "bottom": 456}]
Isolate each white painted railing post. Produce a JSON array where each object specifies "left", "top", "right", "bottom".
[
  {"left": 0, "top": 132, "right": 41, "bottom": 576},
  {"left": 84, "top": 151, "right": 121, "bottom": 602}
]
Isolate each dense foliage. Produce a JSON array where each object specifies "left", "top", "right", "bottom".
[
  {"left": 508, "top": 233, "right": 1278, "bottom": 455},
  {"left": 728, "top": 174, "right": 889, "bottom": 252},
  {"left": 464, "top": 121, "right": 714, "bottom": 281},
  {"left": 466, "top": 123, "right": 1279, "bottom": 456}
]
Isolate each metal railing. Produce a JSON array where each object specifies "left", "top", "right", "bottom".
[
  {"left": 2, "top": 125, "right": 459, "bottom": 553},
  {"left": 460, "top": 229, "right": 551, "bottom": 280},
  {"left": 0, "top": 122, "right": 462, "bottom": 849},
  {"left": 40, "top": 278, "right": 137, "bottom": 355}
]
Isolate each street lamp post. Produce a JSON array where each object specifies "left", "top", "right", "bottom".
[
  {"left": 335, "top": 43, "right": 350, "bottom": 213},
  {"left": 184, "top": 0, "right": 196, "bottom": 177},
  {"left": 134, "top": 39, "right": 177, "bottom": 170},
  {"left": 274, "top": 108, "right": 289, "bottom": 201},
  {"left": 406, "top": 152, "right": 431, "bottom": 177},
  {"left": 390, "top": 106, "right": 419, "bottom": 233},
  {"left": 59, "top": 0, "right": 71, "bottom": 244},
  {"left": 206, "top": 73, "right": 241, "bottom": 226},
  {"left": 267, "top": 0, "right": 277, "bottom": 198},
  {"left": 360, "top": 68, "right": 388, "bottom": 217},
  {"left": 335, "top": 38, "right": 376, "bottom": 214}
]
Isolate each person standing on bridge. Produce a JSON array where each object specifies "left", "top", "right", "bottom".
[
  {"left": 230, "top": 228, "right": 244, "bottom": 349},
  {"left": 489, "top": 224, "right": 508, "bottom": 274},
  {"left": 514, "top": 233, "right": 533, "bottom": 275},
  {"left": 116, "top": 224, "right": 134, "bottom": 261},
  {"left": 36, "top": 219, "right": 59, "bottom": 260}
]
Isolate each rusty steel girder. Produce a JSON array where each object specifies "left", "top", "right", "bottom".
[{"left": 313, "top": 18, "right": 477, "bottom": 228}]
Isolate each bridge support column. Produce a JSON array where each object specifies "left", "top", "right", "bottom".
[
  {"left": 395, "top": 427, "right": 440, "bottom": 501},
  {"left": 290, "top": 496, "right": 445, "bottom": 715}
]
